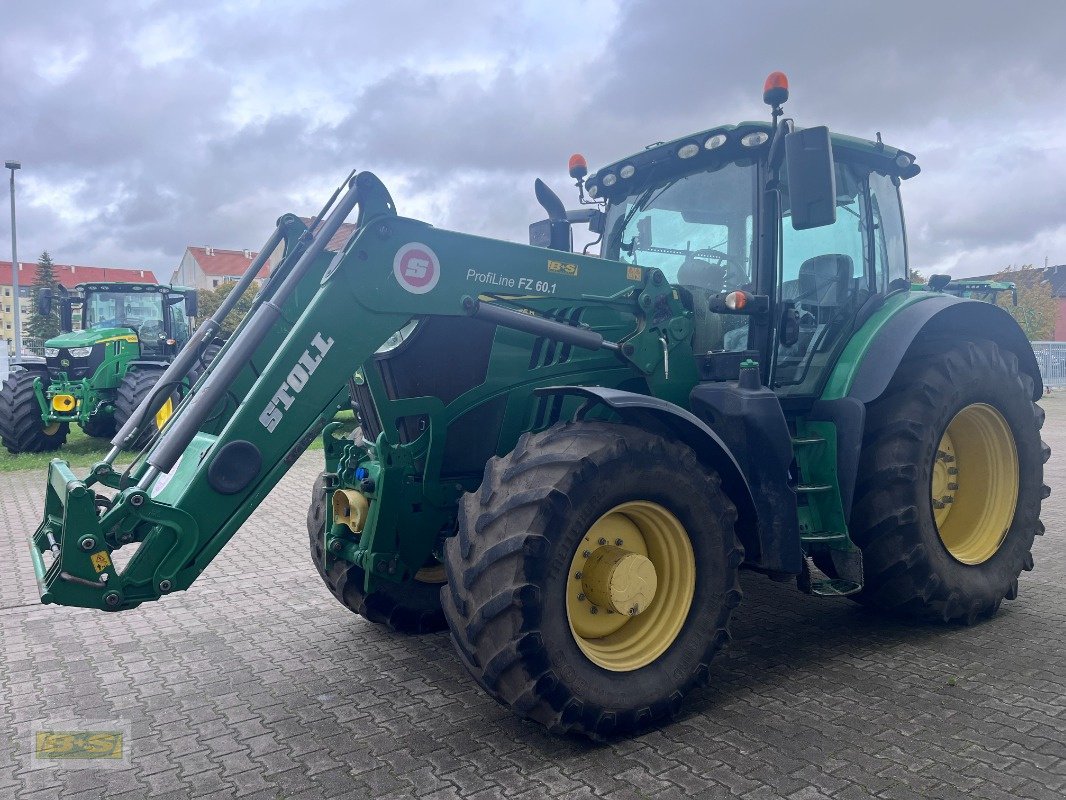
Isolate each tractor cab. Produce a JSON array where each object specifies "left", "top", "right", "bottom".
[
  {"left": 563, "top": 73, "right": 919, "bottom": 400},
  {"left": 41, "top": 282, "right": 197, "bottom": 372}
]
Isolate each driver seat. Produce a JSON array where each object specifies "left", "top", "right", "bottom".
[{"left": 796, "top": 254, "right": 853, "bottom": 323}]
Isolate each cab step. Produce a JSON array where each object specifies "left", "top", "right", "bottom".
[
  {"left": 796, "top": 483, "right": 832, "bottom": 493},
  {"left": 791, "top": 436, "right": 825, "bottom": 446}
]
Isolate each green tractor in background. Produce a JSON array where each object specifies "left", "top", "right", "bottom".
[
  {"left": 31, "top": 74, "right": 1049, "bottom": 739},
  {"left": 0, "top": 281, "right": 202, "bottom": 453}
]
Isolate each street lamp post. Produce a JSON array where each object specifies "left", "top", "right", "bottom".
[{"left": 5, "top": 160, "right": 22, "bottom": 360}]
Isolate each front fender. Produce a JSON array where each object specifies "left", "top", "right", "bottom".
[{"left": 535, "top": 386, "right": 799, "bottom": 574}]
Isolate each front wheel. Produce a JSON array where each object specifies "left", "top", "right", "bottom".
[
  {"left": 0, "top": 370, "right": 68, "bottom": 454},
  {"left": 307, "top": 474, "right": 447, "bottom": 634},
  {"left": 442, "top": 422, "right": 743, "bottom": 738},
  {"left": 851, "top": 339, "right": 1049, "bottom": 623}
]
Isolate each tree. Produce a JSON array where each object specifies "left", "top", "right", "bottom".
[
  {"left": 993, "top": 265, "right": 1058, "bottom": 341},
  {"left": 195, "top": 281, "right": 255, "bottom": 339},
  {"left": 26, "top": 251, "right": 60, "bottom": 341},
  {"left": 908, "top": 268, "right": 927, "bottom": 284}
]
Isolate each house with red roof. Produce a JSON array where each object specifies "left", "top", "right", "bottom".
[
  {"left": 169, "top": 222, "right": 358, "bottom": 291},
  {"left": 170, "top": 246, "right": 273, "bottom": 290},
  {"left": 1, "top": 260, "right": 155, "bottom": 344}
]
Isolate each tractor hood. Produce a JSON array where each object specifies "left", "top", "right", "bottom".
[{"left": 46, "top": 327, "right": 138, "bottom": 349}]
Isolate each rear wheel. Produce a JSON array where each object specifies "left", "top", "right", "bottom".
[
  {"left": 442, "top": 421, "right": 742, "bottom": 738},
  {"left": 851, "top": 339, "right": 1048, "bottom": 623},
  {"left": 0, "top": 370, "right": 68, "bottom": 454},
  {"left": 307, "top": 474, "right": 447, "bottom": 634},
  {"left": 113, "top": 369, "right": 173, "bottom": 451}
]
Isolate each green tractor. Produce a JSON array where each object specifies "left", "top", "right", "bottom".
[
  {"left": 30, "top": 75, "right": 1048, "bottom": 738},
  {"left": 0, "top": 281, "right": 200, "bottom": 454}
]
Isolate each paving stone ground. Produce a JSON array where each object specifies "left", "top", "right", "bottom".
[{"left": 1, "top": 398, "right": 1063, "bottom": 800}]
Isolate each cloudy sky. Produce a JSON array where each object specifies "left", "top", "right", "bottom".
[{"left": 1, "top": 0, "right": 1064, "bottom": 281}]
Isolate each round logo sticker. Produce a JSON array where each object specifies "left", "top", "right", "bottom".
[{"left": 393, "top": 243, "right": 440, "bottom": 294}]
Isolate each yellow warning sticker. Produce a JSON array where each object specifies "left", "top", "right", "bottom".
[
  {"left": 547, "top": 259, "right": 579, "bottom": 277},
  {"left": 627, "top": 266, "right": 643, "bottom": 281},
  {"left": 90, "top": 551, "right": 112, "bottom": 574}
]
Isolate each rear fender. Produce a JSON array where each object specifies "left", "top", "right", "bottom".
[
  {"left": 825, "top": 294, "right": 1042, "bottom": 522},
  {"left": 534, "top": 386, "right": 796, "bottom": 574},
  {"left": 845, "top": 295, "right": 1043, "bottom": 403}
]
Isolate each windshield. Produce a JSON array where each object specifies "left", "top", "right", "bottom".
[
  {"left": 84, "top": 291, "right": 164, "bottom": 331},
  {"left": 602, "top": 161, "right": 756, "bottom": 291}
]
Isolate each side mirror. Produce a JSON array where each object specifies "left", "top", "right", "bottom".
[
  {"left": 185, "top": 291, "right": 198, "bottom": 317},
  {"left": 36, "top": 288, "right": 52, "bottom": 317},
  {"left": 59, "top": 300, "right": 73, "bottom": 332},
  {"left": 785, "top": 126, "right": 836, "bottom": 230}
]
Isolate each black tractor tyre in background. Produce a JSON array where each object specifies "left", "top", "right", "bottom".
[
  {"left": 850, "top": 339, "right": 1048, "bottom": 624},
  {"left": 307, "top": 473, "right": 447, "bottom": 634},
  {"left": 442, "top": 421, "right": 744, "bottom": 739},
  {"left": 112, "top": 368, "right": 172, "bottom": 452},
  {"left": 81, "top": 411, "right": 116, "bottom": 439},
  {"left": 0, "top": 370, "right": 68, "bottom": 454}
]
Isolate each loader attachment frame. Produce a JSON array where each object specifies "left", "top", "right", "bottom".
[{"left": 31, "top": 171, "right": 675, "bottom": 611}]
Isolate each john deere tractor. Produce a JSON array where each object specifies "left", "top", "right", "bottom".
[
  {"left": 30, "top": 75, "right": 1048, "bottom": 738},
  {"left": 0, "top": 282, "right": 200, "bottom": 454}
]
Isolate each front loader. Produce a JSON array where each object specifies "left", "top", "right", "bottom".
[{"left": 30, "top": 74, "right": 1048, "bottom": 738}]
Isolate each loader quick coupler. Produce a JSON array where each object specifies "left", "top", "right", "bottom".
[{"left": 31, "top": 459, "right": 199, "bottom": 611}]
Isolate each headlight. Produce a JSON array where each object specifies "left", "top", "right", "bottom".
[
  {"left": 44, "top": 347, "right": 59, "bottom": 358},
  {"left": 67, "top": 347, "right": 93, "bottom": 358},
  {"left": 374, "top": 320, "right": 419, "bottom": 354}
]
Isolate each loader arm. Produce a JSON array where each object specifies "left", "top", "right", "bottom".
[{"left": 31, "top": 172, "right": 676, "bottom": 611}]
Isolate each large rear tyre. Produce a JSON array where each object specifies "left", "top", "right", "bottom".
[
  {"left": 0, "top": 370, "right": 68, "bottom": 454},
  {"left": 442, "top": 421, "right": 743, "bottom": 738},
  {"left": 851, "top": 339, "right": 1048, "bottom": 623},
  {"left": 307, "top": 474, "right": 447, "bottom": 634},
  {"left": 113, "top": 369, "right": 172, "bottom": 452}
]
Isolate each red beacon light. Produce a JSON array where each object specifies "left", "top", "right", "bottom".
[
  {"left": 568, "top": 153, "right": 588, "bottom": 180},
  {"left": 763, "top": 71, "right": 789, "bottom": 107}
]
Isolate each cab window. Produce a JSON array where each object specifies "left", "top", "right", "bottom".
[
  {"left": 869, "top": 171, "right": 908, "bottom": 287},
  {"left": 602, "top": 161, "right": 756, "bottom": 354}
]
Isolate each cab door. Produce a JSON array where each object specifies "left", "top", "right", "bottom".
[{"left": 771, "top": 161, "right": 903, "bottom": 399}]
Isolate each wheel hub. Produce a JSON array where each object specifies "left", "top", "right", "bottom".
[
  {"left": 931, "top": 403, "right": 1019, "bottom": 565},
  {"left": 565, "top": 501, "right": 695, "bottom": 672},
  {"left": 581, "top": 546, "right": 657, "bottom": 616}
]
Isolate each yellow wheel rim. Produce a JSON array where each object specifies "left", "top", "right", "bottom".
[
  {"left": 414, "top": 563, "right": 447, "bottom": 583},
  {"left": 154, "top": 397, "right": 174, "bottom": 430},
  {"left": 42, "top": 422, "right": 61, "bottom": 436},
  {"left": 565, "top": 501, "right": 695, "bottom": 672},
  {"left": 931, "top": 403, "right": 1019, "bottom": 565}
]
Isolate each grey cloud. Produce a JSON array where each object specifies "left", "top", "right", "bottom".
[{"left": 0, "top": 0, "right": 1062, "bottom": 279}]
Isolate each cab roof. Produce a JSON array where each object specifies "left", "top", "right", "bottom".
[
  {"left": 585, "top": 121, "right": 919, "bottom": 202},
  {"left": 70, "top": 282, "right": 194, "bottom": 294}
]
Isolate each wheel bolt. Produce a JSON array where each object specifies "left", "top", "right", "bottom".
[
  {"left": 597, "top": 538, "right": 607, "bottom": 546},
  {"left": 582, "top": 550, "right": 591, "bottom": 558},
  {"left": 947, "top": 482, "right": 959, "bottom": 491},
  {"left": 577, "top": 593, "right": 586, "bottom": 601},
  {"left": 948, "top": 467, "right": 958, "bottom": 475},
  {"left": 614, "top": 538, "right": 623, "bottom": 546},
  {"left": 574, "top": 572, "right": 582, "bottom": 580},
  {"left": 589, "top": 606, "right": 599, "bottom": 614}
]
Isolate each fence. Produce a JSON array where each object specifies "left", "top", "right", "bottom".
[{"left": 1032, "top": 341, "right": 1066, "bottom": 388}]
